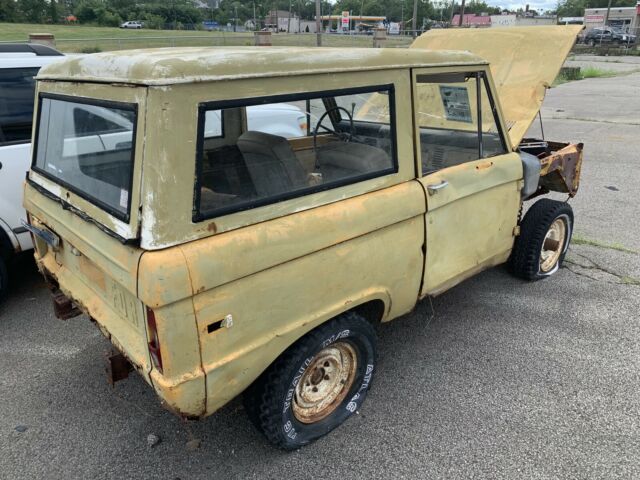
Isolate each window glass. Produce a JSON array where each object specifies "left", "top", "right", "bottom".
[
  {"left": 203, "top": 109, "right": 223, "bottom": 138},
  {"left": 0, "top": 67, "right": 39, "bottom": 144},
  {"left": 33, "top": 96, "right": 137, "bottom": 221},
  {"left": 195, "top": 87, "right": 396, "bottom": 220},
  {"left": 416, "top": 72, "right": 506, "bottom": 175}
]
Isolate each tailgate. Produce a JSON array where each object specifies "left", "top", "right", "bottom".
[{"left": 24, "top": 182, "right": 150, "bottom": 377}]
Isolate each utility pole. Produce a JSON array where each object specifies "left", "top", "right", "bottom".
[
  {"left": 234, "top": 3, "right": 238, "bottom": 32},
  {"left": 315, "top": 0, "right": 321, "bottom": 46},
  {"left": 604, "top": 0, "right": 613, "bottom": 27},
  {"left": 458, "top": 0, "right": 466, "bottom": 26},
  {"left": 288, "top": 0, "right": 292, "bottom": 33},
  {"left": 412, "top": 0, "right": 418, "bottom": 37}
]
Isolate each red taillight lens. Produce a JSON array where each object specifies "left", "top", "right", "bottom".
[{"left": 146, "top": 307, "right": 163, "bottom": 373}]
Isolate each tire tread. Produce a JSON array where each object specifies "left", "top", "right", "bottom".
[{"left": 509, "top": 198, "right": 573, "bottom": 281}]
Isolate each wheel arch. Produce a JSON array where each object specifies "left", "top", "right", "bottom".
[
  {"left": 0, "top": 220, "right": 18, "bottom": 261},
  {"left": 204, "top": 292, "right": 390, "bottom": 415}
]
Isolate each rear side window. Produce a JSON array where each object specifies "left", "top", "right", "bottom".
[
  {"left": 0, "top": 67, "right": 39, "bottom": 145},
  {"left": 194, "top": 85, "right": 397, "bottom": 221},
  {"left": 33, "top": 95, "right": 137, "bottom": 221}
]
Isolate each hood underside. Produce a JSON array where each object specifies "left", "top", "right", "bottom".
[{"left": 411, "top": 26, "right": 583, "bottom": 146}]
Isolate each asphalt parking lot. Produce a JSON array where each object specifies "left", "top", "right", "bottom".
[{"left": 1, "top": 56, "right": 639, "bottom": 479}]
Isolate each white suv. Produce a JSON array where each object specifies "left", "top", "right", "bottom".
[{"left": 0, "top": 44, "right": 65, "bottom": 298}]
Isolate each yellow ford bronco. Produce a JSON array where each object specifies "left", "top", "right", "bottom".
[{"left": 24, "top": 26, "right": 583, "bottom": 449}]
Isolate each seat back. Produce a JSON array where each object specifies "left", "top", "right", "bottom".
[{"left": 237, "top": 131, "right": 307, "bottom": 197}]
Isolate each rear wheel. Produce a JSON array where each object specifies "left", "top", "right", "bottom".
[
  {"left": 509, "top": 199, "right": 573, "bottom": 281},
  {"left": 244, "top": 312, "right": 376, "bottom": 450}
]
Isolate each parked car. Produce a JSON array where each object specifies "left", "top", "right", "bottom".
[
  {"left": 584, "top": 27, "right": 636, "bottom": 46},
  {"left": 24, "top": 26, "right": 583, "bottom": 450},
  {"left": 0, "top": 43, "right": 64, "bottom": 299},
  {"left": 120, "top": 21, "right": 143, "bottom": 29}
]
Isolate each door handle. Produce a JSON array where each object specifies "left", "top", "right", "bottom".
[{"left": 426, "top": 180, "right": 449, "bottom": 195}]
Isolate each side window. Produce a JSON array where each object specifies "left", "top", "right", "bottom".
[
  {"left": 194, "top": 86, "right": 397, "bottom": 220},
  {"left": 72, "top": 106, "right": 133, "bottom": 137},
  {"left": 0, "top": 67, "right": 39, "bottom": 145},
  {"left": 203, "top": 109, "right": 223, "bottom": 138},
  {"left": 415, "top": 72, "right": 507, "bottom": 175}
]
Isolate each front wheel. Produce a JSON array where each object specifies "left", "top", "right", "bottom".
[
  {"left": 509, "top": 199, "right": 573, "bottom": 281},
  {"left": 244, "top": 311, "right": 376, "bottom": 450}
]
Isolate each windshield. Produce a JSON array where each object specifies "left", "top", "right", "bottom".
[{"left": 33, "top": 95, "right": 137, "bottom": 221}]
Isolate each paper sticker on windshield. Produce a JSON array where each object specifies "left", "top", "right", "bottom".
[
  {"left": 119, "top": 189, "right": 129, "bottom": 209},
  {"left": 439, "top": 86, "right": 472, "bottom": 123}
]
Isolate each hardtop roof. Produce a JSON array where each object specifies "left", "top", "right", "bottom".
[{"left": 36, "top": 46, "right": 487, "bottom": 86}]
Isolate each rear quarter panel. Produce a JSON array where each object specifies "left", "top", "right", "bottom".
[{"left": 185, "top": 183, "right": 425, "bottom": 414}]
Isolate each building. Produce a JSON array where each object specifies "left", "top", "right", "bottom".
[
  {"left": 265, "top": 10, "right": 300, "bottom": 32},
  {"left": 584, "top": 4, "right": 640, "bottom": 33},
  {"left": 319, "top": 15, "right": 386, "bottom": 31},
  {"left": 490, "top": 14, "right": 557, "bottom": 27},
  {"left": 451, "top": 14, "right": 492, "bottom": 27}
]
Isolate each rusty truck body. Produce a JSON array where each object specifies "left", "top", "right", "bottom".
[{"left": 23, "top": 26, "right": 583, "bottom": 449}]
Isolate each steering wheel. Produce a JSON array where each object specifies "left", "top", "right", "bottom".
[{"left": 312, "top": 106, "right": 355, "bottom": 153}]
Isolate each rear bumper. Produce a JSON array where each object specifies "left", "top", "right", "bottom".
[
  {"left": 39, "top": 253, "right": 209, "bottom": 417},
  {"left": 37, "top": 252, "right": 153, "bottom": 379}
]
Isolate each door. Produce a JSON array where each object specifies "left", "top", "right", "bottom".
[{"left": 413, "top": 69, "right": 522, "bottom": 296}]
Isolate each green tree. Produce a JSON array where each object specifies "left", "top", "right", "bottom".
[
  {"left": 18, "top": 0, "right": 48, "bottom": 22},
  {"left": 0, "top": 0, "right": 21, "bottom": 21},
  {"left": 49, "top": 0, "right": 60, "bottom": 22}
]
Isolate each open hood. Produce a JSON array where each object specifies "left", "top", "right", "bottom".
[{"left": 411, "top": 26, "right": 583, "bottom": 146}]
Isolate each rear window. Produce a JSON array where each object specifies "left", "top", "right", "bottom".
[
  {"left": 0, "top": 67, "right": 39, "bottom": 145},
  {"left": 33, "top": 95, "right": 137, "bottom": 222}
]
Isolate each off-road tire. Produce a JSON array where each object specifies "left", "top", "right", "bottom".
[
  {"left": 244, "top": 312, "right": 376, "bottom": 450},
  {"left": 509, "top": 199, "right": 573, "bottom": 281}
]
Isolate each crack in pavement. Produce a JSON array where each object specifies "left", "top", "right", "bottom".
[
  {"left": 563, "top": 251, "right": 640, "bottom": 286},
  {"left": 549, "top": 116, "right": 640, "bottom": 126}
]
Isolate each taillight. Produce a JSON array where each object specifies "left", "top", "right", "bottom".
[
  {"left": 297, "top": 116, "right": 308, "bottom": 134},
  {"left": 146, "top": 307, "right": 163, "bottom": 373}
]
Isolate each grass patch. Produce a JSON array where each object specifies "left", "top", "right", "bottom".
[
  {"left": 581, "top": 66, "right": 618, "bottom": 78},
  {"left": 572, "top": 233, "right": 638, "bottom": 254},
  {"left": 0, "top": 22, "right": 411, "bottom": 52},
  {"left": 554, "top": 66, "right": 618, "bottom": 85}
]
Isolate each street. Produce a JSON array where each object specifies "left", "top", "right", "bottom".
[{"left": 1, "top": 56, "right": 639, "bottom": 479}]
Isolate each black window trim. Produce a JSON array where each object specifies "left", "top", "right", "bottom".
[
  {"left": 31, "top": 92, "right": 138, "bottom": 224},
  {"left": 480, "top": 70, "right": 510, "bottom": 155},
  {"left": 193, "top": 84, "right": 399, "bottom": 223}
]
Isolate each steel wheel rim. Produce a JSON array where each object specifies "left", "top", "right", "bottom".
[
  {"left": 540, "top": 217, "right": 567, "bottom": 272},
  {"left": 292, "top": 341, "right": 358, "bottom": 424}
]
